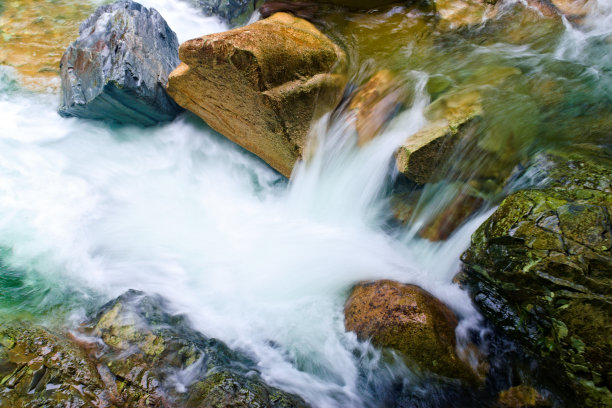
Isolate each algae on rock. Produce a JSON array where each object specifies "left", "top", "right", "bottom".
[
  {"left": 0, "top": 290, "right": 309, "bottom": 408},
  {"left": 459, "top": 148, "right": 612, "bottom": 407}
]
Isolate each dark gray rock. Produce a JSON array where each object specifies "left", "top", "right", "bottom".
[{"left": 59, "top": 0, "right": 182, "bottom": 126}]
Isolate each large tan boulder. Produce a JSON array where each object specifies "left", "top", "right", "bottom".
[
  {"left": 167, "top": 12, "right": 347, "bottom": 177},
  {"left": 344, "top": 280, "right": 478, "bottom": 382}
]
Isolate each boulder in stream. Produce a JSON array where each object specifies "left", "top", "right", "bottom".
[
  {"left": 344, "top": 280, "right": 478, "bottom": 382},
  {"left": 166, "top": 11, "right": 348, "bottom": 177},
  {"left": 459, "top": 148, "right": 612, "bottom": 407},
  {"left": 58, "top": 0, "right": 182, "bottom": 126}
]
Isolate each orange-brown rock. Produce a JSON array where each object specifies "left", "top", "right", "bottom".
[
  {"left": 344, "top": 280, "right": 477, "bottom": 381},
  {"left": 167, "top": 12, "right": 347, "bottom": 177},
  {"left": 348, "top": 70, "right": 405, "bottom": 146},
  {"left": 550, "top": 0, "right": 591, "bottom": 20}
]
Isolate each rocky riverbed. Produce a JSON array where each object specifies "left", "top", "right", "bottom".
[{"left": 0, "top": 0, "right": 610, "bottom": 407}]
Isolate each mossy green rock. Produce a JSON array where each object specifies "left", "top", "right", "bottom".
[
  {"left": 89, "top": 290, "right": 309, "bottom": 407},
  {"left": 0, "top": 323, "right": 112, "bottom": 407},
  {"left": 459, "top": 149, "right": 612, "bottom": 407},
  {"left": 0, "top": 290, "right": 309, "bottom": 407},
  {"left": 186, "top": 370, "right": 307, "bottom": 408}
]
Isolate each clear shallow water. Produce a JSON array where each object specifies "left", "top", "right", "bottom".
[{"left": 0, "top": 0, "right": 611, "bottom": 406}]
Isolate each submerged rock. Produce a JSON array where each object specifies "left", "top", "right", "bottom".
[
  {"left": 344, "top": 280, "right": 478, "bottom": 382},
  {"left": 348, "top": 69, "right": 405, "bottom": 146},
  {"left": 395, "top": 90, "right": 483, "bottom": 184},
  {"left": 0, "top": 290, "right": 309, "bottom": 408},
  {"left": 459, "top": 149, "right": 612, "bottom": 407},
  {"left": 58, "top": 0, "right": 182, "bottom": 126},
  {"left": 419, "top": 191, "right": 485, "bottom": 241},
  {"left": 0, "top": 0, "right": 96, "bottom": 91},
  {"left": 167, "top": 12, "right": 347, "bottom": 177},
  {"left": 88, "top": 290, "right": 309, "bottom": 407}
]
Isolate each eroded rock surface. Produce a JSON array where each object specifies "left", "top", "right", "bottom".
[
  {"left": 348, "top": 69, "right": 405, "bottom": 146},
  {"left": 167, "top": 12, "right": 347, "bottom": 177},
  {"left": 59, "top": 0, "right": 182, "bottom": 125},
  {"left": 0, "top": 290, "right": 309, "bottom": 408},
  {"left": 459, "top": 149, "right": 612, "bottom": 407},
  {"left": 0, "top": 323, "right": 112, "bottom": 407}
]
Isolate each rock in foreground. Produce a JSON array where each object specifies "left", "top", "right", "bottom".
[
  {"left": 459, "top": 149, "right": 612, "bottom": 407},
  {"left": 0, "top": 323, "right": 112, "bottom": 407},
  {"left": 344, "top": 280, "right": 477, "bottom": 382},
  {"left": 0, "top": 290, "right": 309, "bottom": 408},
  {"left": 59, "top": 0, "right": 182, "bottom": 125},
  {"left": 167, "top": 12, "right": 347, "bottom": 177}
]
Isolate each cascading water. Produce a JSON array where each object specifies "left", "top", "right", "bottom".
[{"left": 0, "top": 0, "right": 610, "bottom": 406}]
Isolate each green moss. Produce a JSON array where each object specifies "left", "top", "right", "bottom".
[{"left": 460, "top": 150, "right": 612, "bottom": 406}]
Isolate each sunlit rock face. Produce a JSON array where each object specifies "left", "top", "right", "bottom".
[
  {"left": 59, "top": 0, "right": 182, "bottom": 125},
  {"left": 167, "top": 12, "right": 347, "bottom": 177},
  {"left": 459, "top": 148, "right": 612, "bottom": 407}
]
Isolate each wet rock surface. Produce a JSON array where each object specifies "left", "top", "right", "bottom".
[
  {"left": 395, "top": 90, "right": 483, "bottom": 184},
  {"left": 59, "top": 0, "right": 182, "bottom": 125},
  {"left": 0, "top": 290, "right": 309, "bottom": 408},
  {"left": 167, "top": 12, "right": 347, "bottom": 177},
  {"left": 344, "top": 280, "right": 477, "bottom": 382},
  {"left": 0, "top": 323, "right": 112, "bottom": 407},
  {"left": 0, "top": 0, "right": 96, "bottom": 91},
  {"left": 459, "top": 148, "right": 612, "bottom": 407},
  {"left": 348, "top": 69, "right": 405, "bottom": 146}
]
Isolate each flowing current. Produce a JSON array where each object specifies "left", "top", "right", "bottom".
[{"left": 0, "top": 0, "right": 610, "bottom": 406}]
